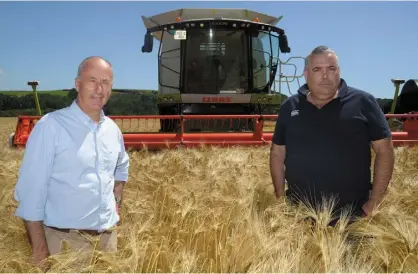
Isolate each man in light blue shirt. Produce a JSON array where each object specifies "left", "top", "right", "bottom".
[{"left": 14, "top": 56, "right": 129, "bottom": 268}]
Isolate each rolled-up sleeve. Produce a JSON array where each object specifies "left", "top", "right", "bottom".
[
  {"left": 14, "top": 115, "right": 57, "bottom": 221},
  {"left": 114, "top": 130, "right": 129, "bottom": 182},
  {"left": 362, "top": 93, "right": 392, "bottom": 141}
]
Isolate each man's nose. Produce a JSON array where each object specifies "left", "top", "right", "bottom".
[{"left": 95, "top": 82, "right": 104, "bottom": 92}]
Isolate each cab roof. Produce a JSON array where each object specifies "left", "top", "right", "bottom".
[{"left": 141, "top": 8, "right": 283, "bottom": 41}]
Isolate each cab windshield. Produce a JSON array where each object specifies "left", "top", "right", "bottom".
[
  {"left": 183, "top": 28, "right": 248, "bottom": 94},
  {"left": 158, "top": 26, "right": 279, "bottom": 94}
]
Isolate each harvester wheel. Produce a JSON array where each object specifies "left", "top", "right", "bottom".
[{"left": 8, "top": 133, "right": 15, "bottom": 148}]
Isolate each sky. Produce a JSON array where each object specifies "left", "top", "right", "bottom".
[{"left": 0, "top": 1, "right": 417, "bottom": 99}]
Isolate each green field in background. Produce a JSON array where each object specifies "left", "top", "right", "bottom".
[
  {"left": 0, "top": 89, "right": 156, "bottom": 97},
  {"left": 0, "top": 90, "right": 68, "bottom": 97}
]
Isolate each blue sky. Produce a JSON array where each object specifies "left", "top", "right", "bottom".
[{"left": 0, "top": 1, "right": 417, "bottom": 99}]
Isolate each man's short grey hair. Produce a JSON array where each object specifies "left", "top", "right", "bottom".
[
  {"left": 304, "top": 46, "right": 339, "bottom": 70},
  {"left": 76, "top": 56, "right": 113, "bottom": 78}
]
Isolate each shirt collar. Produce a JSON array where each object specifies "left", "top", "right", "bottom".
[
  {"left": 297, "top": 78, "right": 348, "bottom": 98},
  {"left": 70, "top": 100, "right": 105, "bottom": 130}
]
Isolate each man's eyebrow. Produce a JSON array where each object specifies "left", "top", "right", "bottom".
[
  {"left": 86, "top": 76, "right": 111, "bottom": 82},
  {"left": 312, "top": 65, "right": 337, "bottom": 69}
]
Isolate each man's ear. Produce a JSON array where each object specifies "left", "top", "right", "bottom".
[
  {"left": 303, "top": 69, "right": 308, "bottom": 82},
  {"left": 74, "top": 78, "right": 80, "bottom": 92}
]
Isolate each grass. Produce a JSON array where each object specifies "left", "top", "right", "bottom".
[{"left": 0, "top": 117, "right": 417, "bottom": 273}]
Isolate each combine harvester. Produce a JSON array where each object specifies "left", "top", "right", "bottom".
[{"left": 8, "top": 9, "right": 418, "bottom": 150}]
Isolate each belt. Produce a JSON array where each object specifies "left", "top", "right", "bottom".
[{"left": 46, "top": 226, "right": 112, "bottom": 236}]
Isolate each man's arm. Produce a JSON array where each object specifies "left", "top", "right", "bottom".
[
  {"left": 369, "top": 137, "right": 395, "bottom": 205},
  {"left": 14, "top": 115, "right": 56, "bottom": 264},
  {"left": 114, "top": 131, "right": 129, "bottom": 209},
  {"left": 24, "top": 222, "right": 49, "bottom": 262},
  {"left": 270, "top": 102, "right": 289, "bottom": 199},
  {"left": 362, "top": 93, "right": 395, "bottom": 214},
  {"left": 114, "top": 181, "right": 125, "bottom": 210},
  {"left": 270, "top": 144, "right": 286, "bottom": 198}
]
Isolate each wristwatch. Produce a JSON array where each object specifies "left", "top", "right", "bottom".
[{"left": 115, "top": 197, "right": 122, "bottom": 206}]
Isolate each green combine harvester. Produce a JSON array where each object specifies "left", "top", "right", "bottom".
[{"left": 140, "top": 8, "right": 305, "bottom": 132}]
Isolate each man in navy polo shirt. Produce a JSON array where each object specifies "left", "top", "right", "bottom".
[{"left": 270, "top": 46, "right": 395, "bottom": 224}]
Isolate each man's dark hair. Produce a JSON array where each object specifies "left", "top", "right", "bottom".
[{"left": 304, "top": 46, "right": 339, "bottom": 70}]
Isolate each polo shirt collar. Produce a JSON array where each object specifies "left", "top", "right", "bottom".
[
  {"left": 70, "top": 100, "right": 105, "bottom": 129},
  {"left": 297, "top": 78, "right": 349, "bottom": 98}
]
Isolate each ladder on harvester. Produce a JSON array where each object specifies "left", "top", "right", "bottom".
[{"left": 272, "top": 56, "right": 306, "bottom": 105}]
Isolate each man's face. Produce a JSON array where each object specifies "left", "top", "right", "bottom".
[
  {"left": 74, "top": 59, "right": 113, "bottom": 112},
  {"left": 304, "top": 52, "right": 340, "bottom": 99}
]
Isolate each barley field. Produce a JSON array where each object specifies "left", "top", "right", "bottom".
[{"left": 0, "top": 117, "right": 417, "bottom": 273}]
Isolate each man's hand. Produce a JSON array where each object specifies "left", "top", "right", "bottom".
[
  {"left": 362, "top": 199, "right": 377, "bottom": 216},
  {"left": 32, "top": 250, "right": 50, "bottom": 272}
]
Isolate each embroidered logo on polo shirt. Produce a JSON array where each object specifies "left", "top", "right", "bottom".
[{"left": 291, "top": 110, "right": 299, "bottom": 117}]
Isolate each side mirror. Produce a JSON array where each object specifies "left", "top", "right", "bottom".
[
  {"left": 279, "top": 33, "right": 291, "bottom": 53},
  {"left": 141, "top": 32, "right": 153, "bottom": 53}
]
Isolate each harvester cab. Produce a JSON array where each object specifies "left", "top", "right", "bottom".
[{"left": 140, "top": 8, "right": 304, "bottom": 132}]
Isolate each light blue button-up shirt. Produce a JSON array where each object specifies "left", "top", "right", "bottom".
[{"left": 14, "top": 100, "right": 130, "bottom": 230}]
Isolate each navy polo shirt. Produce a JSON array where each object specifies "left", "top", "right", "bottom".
[{"left": 272, "top": 78, "right": 391, "bottom": 209}]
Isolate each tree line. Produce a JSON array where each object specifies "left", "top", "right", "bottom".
[
  {"left": 0, "top": 88, "right": 399, "bottom": 117},
  {"left": 0, "top": 89, "right": 159, "bottom": 117}
]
